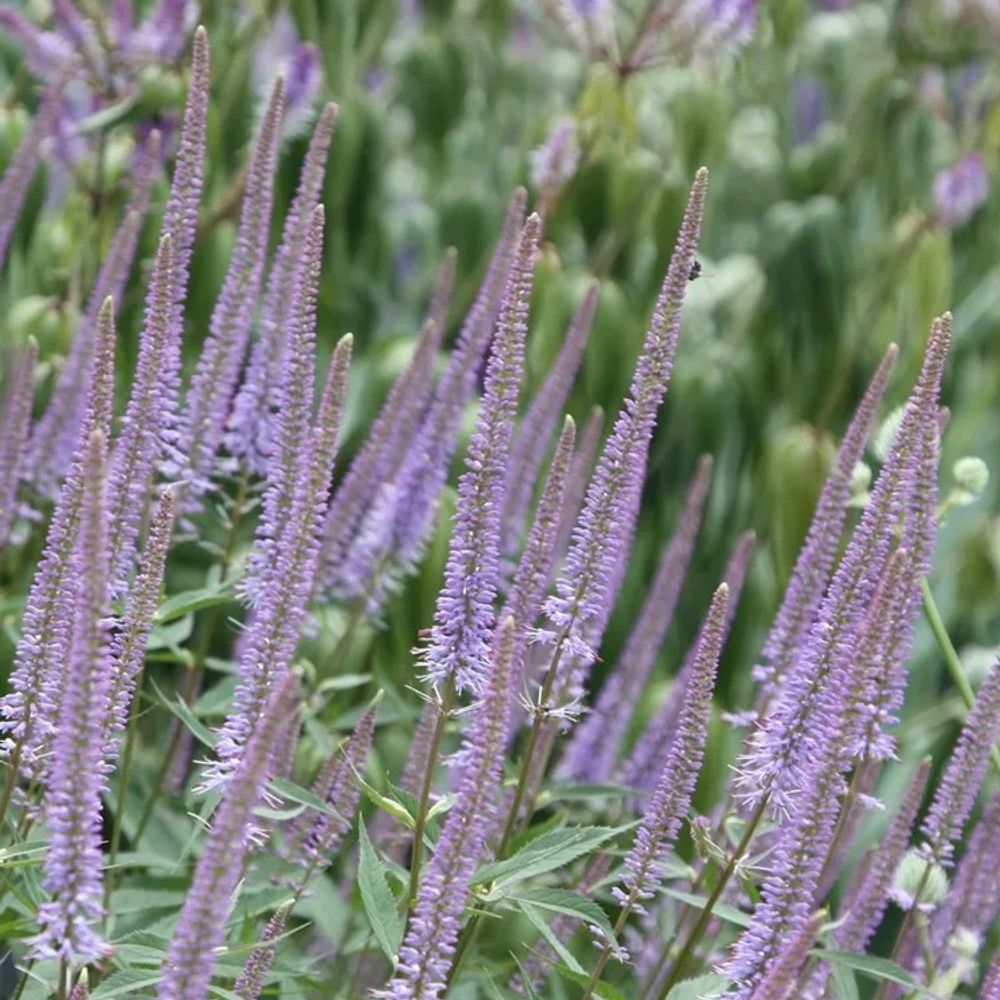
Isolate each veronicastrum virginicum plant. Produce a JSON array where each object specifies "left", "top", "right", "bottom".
[{"left": 0, "top": 8, "right": 998, "bottom": 1000}]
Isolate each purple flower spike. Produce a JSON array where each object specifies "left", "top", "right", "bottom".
[
  {"left": 542, "top": 168, "right": 707, "bottom": 680},
  {"left": 552, "top": 404, "right": 604, "bottom": 562},
  {"left": 286, "top": 695, "right": 378, "bottom": 868},
  {"left": 209, "top": 337, "right": 352, "bottom": 786},
  {"left": 503, "top": 282, "right": 598, "bottom": 552},
  {"left": 159, "top": 672, "right": 300, "bottom": 1000},
  {"left": 336, "top": 189, "right": 527, "bottom": 613},
  {"left": 982, "top": 951, "right": 1000, "bottom": 1000},
  {"left": 737, "top": 316, "right": 951, "bottom": 817},
  {"left": 32, "top": 430, "right": 112, "bottom": 966},
  {"left": 0, "top": 341, "right": 37, "bottom": 545},
  {"left": 251, "top": 11, "right": 320, "bottom": 139},
  {"left": 0, "top": 86, "right": 60, "bottom": 270},
  {"left": 0, "top": 298, "right": 116, "bottom": 773},
  {"left": 749, "top": 912, "right": 822, "bottom": 1000},
  {"left": 614, "top": 582, "right": 727, "bottom": 913},
  {"left": 621, "top": 529, "right": 754, "bottom": 794},
  {"left": 27, "top": 131, "right": 161, "bottom": 498},
  {"left": 318, "top": 249, "right": 457, "bottom": 588},
  {"left": 103, "top": 488, "right": 175, "bottom": 765},
  {"left": 921, "top": 652, "right": 1000, "bottom": 867},
  {"left": 177, "top": 78, "right": 285, "bottom": 501},
  {"left": 228, "top": 103, "right": 338, "bottom": 473},
  {"left": 386, "top": 617, "right": 518, "bottom": 999},
  {"left": 753, "top": 344, "right": 898, "bottom": 701},
  {"left": 421, "top": 214, "right": 541, "bottom": 697},
  {"left": 0, "top": 10, "right": 76, "bottom": 80},
  {"left": 561, "top": 454, "right": 712, "bottom": 784},
  {"left": 933, "top": 153, "right": 989, "bottom": 229},
  {"left": 234, "top": 903, "right": 293, "bottom": 1000},
  {"left": 106, "top": 236, "right": 175, "bottom": 593}
]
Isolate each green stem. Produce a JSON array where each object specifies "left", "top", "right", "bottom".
[
  {"left": 874, "top": 860, "right": 932, "bottom": 1000},
  {"left": 655, "top": 798, "right": 768, "bottom": 999},
  {"left": 0, "top": 741, "right": 24, "bottom": 835},
  {"left": 921, "top": 577, "right": 1000, "bottom": 780}
]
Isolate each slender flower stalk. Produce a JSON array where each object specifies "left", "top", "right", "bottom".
[
  {"left": 582, "top": 583, "right": 728, "bottom": 998},
  {"left": 32, "top": 431, "right": 112, "bottom": 965},
  {"left": 383, "top": 617, "right": 518, "bottom": 999},
  {"left": 0, "top": 340, "right": 37, "bottom": 545},
  {"left": 0, "top": 85, "right": 60, "bottom": 270},
  {"left": 176, "top": 77, "right": 286, "bottom": 499},
  {"left": 335, "top": 189, "right": 527, "bottom": 611},
  {"left": 208, "top": 336, "right": 352, "bottom": 785},
  {"left": 319, "top": 248, "right": 457, "bottom": 586},
  {"left": 753, "top": 343, "right": 897, "bottom": 701},
  {"left": 502, "top": 282, "right": 598, "bottom": 551},
  {"left": 920, "top": 653, "right": 1000, "bottom": 866},
  {"left": 560, "top": 454, "right": 713, "bottom": 783},
  {"left": 0, "top": 298, "right": 115, "bottom": 780},
  {"left": 737, "top": 316, "right": 951, "bottom": 817},
  {"left": 26, "top": 132, "right": 161, "bottom": 498},
  {"left": 228, "top": 102, "right": 338, "bottom": 472},
  {"left": 552, "top": 404, "right": 604, "bottom": 562},
  {"left": 158, "top": 672, "right": 300, "bottom": 1000},
  {"left": 421, "top": 214, "right": 540, "bottom": 696},
  {"left": 234, "top": 903, "right": 293, "bottom": 1000}
]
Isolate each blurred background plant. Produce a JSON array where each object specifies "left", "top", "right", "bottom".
[{"left": 1, "top": 0, "right": 999, "bottom": 996}]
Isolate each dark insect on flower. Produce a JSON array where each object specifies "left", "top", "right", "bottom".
[{"left": 689, "top": 260, "right": 702, "bottom": 281}]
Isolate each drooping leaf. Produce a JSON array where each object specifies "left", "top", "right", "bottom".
[{"left": 357, "top": 819, "right": 404, "bottom": 964}]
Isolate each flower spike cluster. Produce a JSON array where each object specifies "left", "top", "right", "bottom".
[
  {"left": 33, "top": 430, "right": 112, "bottom": 966},
  {"left": 0, "top": 340, "right": 37, "bottom": 545},
  {"left": 421, "top": 214, "right": 541, "bottom": 696},
  {"left": 159, "top": 672, "right": 300, "bottom": 1000},
  {"left": 560, "top": 454, "right": 712, "bottom": 783}
]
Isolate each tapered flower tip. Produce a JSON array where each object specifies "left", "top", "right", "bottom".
[
  {"left": 145, "top": 128, "right": 163, "bottom": 163},
  {"left": 193, "top": 24, "right": 209, "bottom": 67},
  {"left": 562, "top": 413, "right": 576, "bottom": 436}
]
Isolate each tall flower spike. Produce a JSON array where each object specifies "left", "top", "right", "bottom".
[
  {"left": 920, "top": 652, "right": 1000, "bottom": 866},
  {"left": 621, "top": 529, "right": 754, "bottom": 794},
  {"left": 318, "top": 248, "right": 457, "bottom": 587},
  {"left": 386, "top": 617, "right": 518, "bottom": 999},
  {"left": 802, "top": 758, "right": 930, "bottom": 1000},
  {"left": 749, "top": 912, "right": 823, "bottom": 1000},
  {"left": 0, "top": 85, "right": 59, "bottom": 270},
  {"left": 753, "top": 343, "right": 898, "bottom": 701},
  {"left": 27, "top": 130, "right": 161, "bottom": 498},
  {"left": 106, "top": 235, "right": 175, "bottom": 592},
  {"left": 159, "top": 672, "right": 300, "bottom": 1000},
  {"left": 0, "top": 340, "right": 37, "bottom": 545},
  {"left": 176, "top": 77, "right": 285, "bottom": 499},
  {"left": 421, "top": 214, "right": 540, "bottom": 696},
  {"left": 737, "top": 316, "right": 951, "bottom": 817},
  {"left": 982, "top": 951, "right": 1000, "bottom": 1000},
  {"left": 552, "top": 404, "right": 604, "bottom": 562},
  {"left": 0, "top": 298, "right": 116, "bottom": 770},
  {"left": 32, "top": 430, "right": 112, "bottom": 965},
  {"left": 234, "top": 902, "right": 293, "bottom": 1000},
  {"left": 560, "top": 455, "right": 712, "bottom": 783},
  {"left": 335, "top": 189, "right": 527, "bottom": 613},
  {"left": 242, "top": 205, "right": 325, "bottom": 602},
  {"left": 614, "top": 582, "right": 727, "bottom": 910},
  {"left": 542, "top": 169, "right": 706, "bottom": 676},
  {"left": 502, "top": 282, "right": 598, "bottom": 552},
  {"left": 285, "top": 694, "right": 377, "bottom": 868},
  {"left": 208, "top": 336, "right": 352, "bottom": 784},
  {"left": 228, "top": 102, "right": 338, "bottom": 472},
  {"left": 103, "top": 488, "right": 175, "bottom": 764}
]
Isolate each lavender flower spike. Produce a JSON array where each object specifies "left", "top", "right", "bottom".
[
  {"left": 561, "top": 454, "right": 712, "bottom": 783},
  {"left": 753, "top": 343, "right": 898, "bottom": 700},
  {"left": 177, "top": 77, "right": 285, "bottom": 499},
  {"left": 421, "top": 214, "right": 541, "bottom": 696},
  {"left": 32, "top": 430, "right": 112, "bottom": 965},
  {"left": 983, "top": 951, "right": 1000, "bottom": 1000},
  {"left": 749, "top": 911, "right": 822, "bottom": 1000},
  {"left": 106, "top": 235, "right": 175, "bottom": 592},
  {"left": 0, "top": 340, "right": 37, "bottom": 545},
  {"left": 614, "top": 582, "right": 727, "bottom": 911},
  {"left": 385, "top": 617, "right": 518, "bottom": 999},
  {"left": 103, "top": 488, "right": 176, "bottom": 764},
  {"left": 0, "top": 86, "right": 59, "bottom": 270},
  {"left": 920, "top": 652, "right": 1000, "bottom": 866},
  {"left": 234, "top": 902, "right": 293, "bottom": 1000},
  {"left": 542, "top": 168, "right": 707, "bottom": 671},
  {"left": 228, "top": 102, "right": 338, "bottom": 472},
  {"left": 27, "top": 131, "right": 161, "bottom": 498},
  {"left": 552, "top": 404, "right": 604, "bottom": 562},
  {"left": 502, "top": 281, "right": 598, "bottom": 551},
  {"left": 159, "top": 672, "right": 300, "bottom": 1000},
  {"left": 0, "top": 298, "right": 115, "bottom": 771}
]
